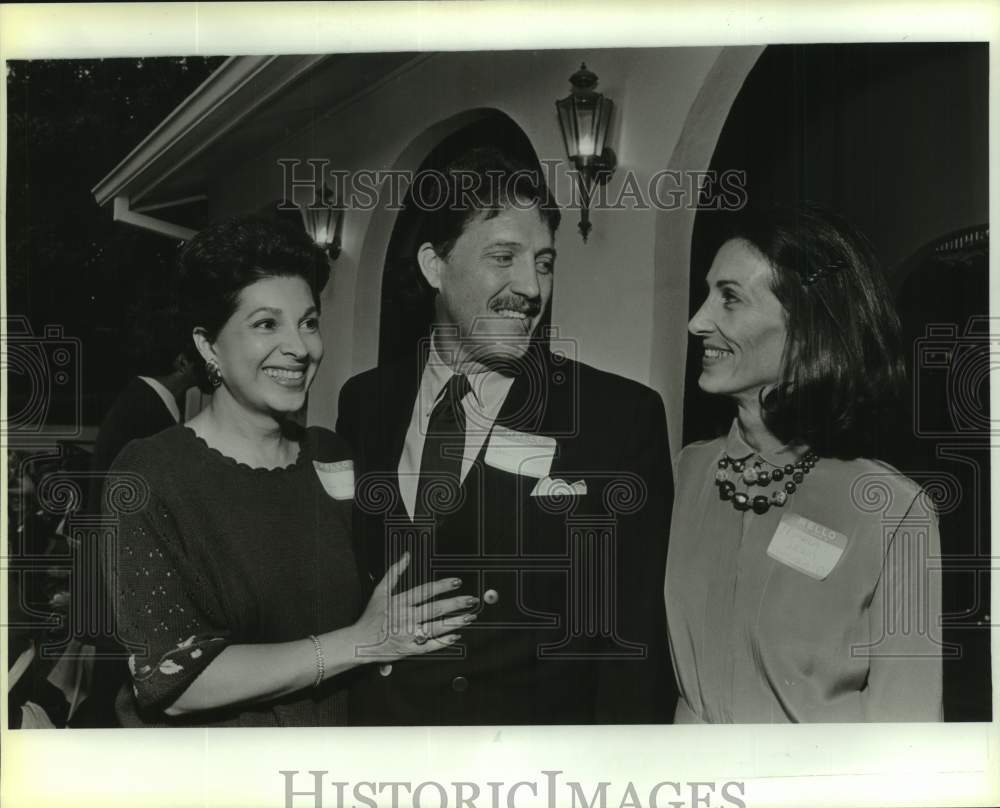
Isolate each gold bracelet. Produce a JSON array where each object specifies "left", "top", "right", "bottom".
[{"left": 308, "top": 634, "right": 325, "bottom": 688}]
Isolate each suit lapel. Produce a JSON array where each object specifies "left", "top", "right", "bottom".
[
  {"left": 490, "top": 345, "right": 566, "bottom": 478},
  {"left": 493, "top": 344, "right": 551, "bottom": 436}
]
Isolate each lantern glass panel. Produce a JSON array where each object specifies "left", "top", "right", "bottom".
[
  {"left": 313, "top": 210, "right": 337, "bottom": 247},
  {"left": 576, "top": 103, "right": 597, "bottom": 157},
  {"left": 300, "top": 206, "right": 337, "bottom": 249},
  {"left": 592, "top": 97, "right": 614, "bottom": 158},
  {"left": 556, "top": 97, "right": 579, "bottom": 159}
]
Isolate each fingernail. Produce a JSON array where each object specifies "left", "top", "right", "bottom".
[
  {"left": 465, "top": 596, "right": 479, "bottom": 606},
  {"left": 451, "top": 578, "right": 462, "bottom": 588},
  {"left": 447, "top": 634, "right": 461, "bottom": 643},
  {"left": 462, "top": 613, "right": 476, "bottom": 623}
]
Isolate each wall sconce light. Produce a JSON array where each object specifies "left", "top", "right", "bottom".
[
  {"left": 556, "top": 63, "right": 616, "bottom": 242},
  {"left": 299, "top": 183, "right": 344, "bottom": 260}
]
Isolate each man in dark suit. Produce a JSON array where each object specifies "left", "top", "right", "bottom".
[
  {"left": 337, "top": 148, "right": 674, "bottom": 724},
  {"left": 87, "top": 303, "right": 197, "bottom": 517}
]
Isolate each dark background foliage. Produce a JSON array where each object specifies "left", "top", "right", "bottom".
[{"left": 6, "top": 57, "right": 226, "bottom": 425}]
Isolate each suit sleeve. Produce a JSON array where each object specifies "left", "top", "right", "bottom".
[
  {"left": 335, "top": 376, "right": 358, "bottom": 452},
  {"left": 335, "top": 375, "right": 379, "bottom": 594},
  {"left": 595, "top": 386, "right": 676, "bottom": 723}
]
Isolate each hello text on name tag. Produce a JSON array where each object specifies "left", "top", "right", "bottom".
[
  {"left": 767, "top": 512, "right": 847, "bottom": 580},
  {"left": 312, "top": 459, "right": 355, "bottom": 500}
]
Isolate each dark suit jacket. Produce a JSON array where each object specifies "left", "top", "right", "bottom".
[
  {"left": 88, "top": 377, "right": 178, "bottom": 514},
  {"left": 336, "top": 344, "right": 675, "bottom": 724}
]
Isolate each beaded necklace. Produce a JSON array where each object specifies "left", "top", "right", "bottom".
[{"left": 715, "top": 448, "right": 819, "bottom": 514}]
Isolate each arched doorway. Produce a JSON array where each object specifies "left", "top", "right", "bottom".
[{"left": 377, "top": 110, "right": 543, "bottom": 364}]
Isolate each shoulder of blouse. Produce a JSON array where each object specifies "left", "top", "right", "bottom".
[
  {"left": 821, "top": 455, "right": 936, "bottom": 528},
  {"left": 676, "top": 435, "right": 726, "bottom": 473},
  {"left": 109, "top": 425, "right": 190, "bottom": 478},
  {"left": 828, "top": 455, "right": 924, "bottom": 496},
  {"left": 101, "top": 427, "right": 195, "bottom": 519}
]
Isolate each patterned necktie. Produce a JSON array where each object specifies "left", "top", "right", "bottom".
[{"left": 416, "top": 373, "right": 472, "bottom": 518}]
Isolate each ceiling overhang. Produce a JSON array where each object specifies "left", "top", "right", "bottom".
[{"left": 92, "top": 52, "right": 424, "bottom": 236}]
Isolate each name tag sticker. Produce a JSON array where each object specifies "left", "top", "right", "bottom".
[
  {"left": 313, "top": 460, "right": 355, "bottom": 500},
  {"left": 485, "top": 427, "right": 556, "bottom": 479},
  {"left": 767, "top": 512, "right": 847, "bottom": 580}
]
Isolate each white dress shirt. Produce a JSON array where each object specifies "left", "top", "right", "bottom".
[
  {"left": 397, "top": 339, "right": 516, "bottom": 520},
  {"left": 138, "top": 376, "right": 181, "bottom": 423}
]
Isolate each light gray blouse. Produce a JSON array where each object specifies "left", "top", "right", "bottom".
[{"left": 665, "top": 420, "right": 943, "bottom": 723}]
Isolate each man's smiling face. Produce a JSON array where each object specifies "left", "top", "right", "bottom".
[{"left": 419, "top": 204, "right": 556, "bottom": 371}]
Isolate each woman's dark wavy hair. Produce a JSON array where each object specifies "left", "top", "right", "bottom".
[
  {"left": 175, "top": 213, "right": 331, "bottom": 392},
  {"left": 725, "top": 203, "right": 907, "bottom": 459}
]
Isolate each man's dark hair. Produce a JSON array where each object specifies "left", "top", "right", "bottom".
[
  {"left": 123, "top": 301, "right": 190, "bottom": 378},
  {"left": 724, "top": 203, "right": 906, "bottom": 458},
  {"left": 175, "top": 214, "right": 330, "bottom": 392},
  {"left": 415, "top": 146, "right": 561, "bottom": 261},
  {"left": 379, "top": 146, "right": 561, "bottom": 362}
]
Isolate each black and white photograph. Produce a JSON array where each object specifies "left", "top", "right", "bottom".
[{"left": 2, "top": 2, "right": 998, "bottom": 807}]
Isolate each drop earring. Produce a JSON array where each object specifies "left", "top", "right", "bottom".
[{"left": 205, "top": 359, "right": 223, "bottom": 388}]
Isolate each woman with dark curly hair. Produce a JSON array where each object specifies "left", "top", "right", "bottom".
[
  {"left": 106, "top": 215, "right": 474, "bottom": 726},
  {"left": 666, "top": 204, "right": 942, "bottom": 723}
]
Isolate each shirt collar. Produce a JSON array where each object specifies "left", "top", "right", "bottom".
[
  {"left": 423, "top": 335, "right": 514, "bottom": 413},
  {"left": 137, "top": 376, "right": 181, "bottom": 423},
  {"left": 722, "top": 418, "right": 809, "bottom": 467}
]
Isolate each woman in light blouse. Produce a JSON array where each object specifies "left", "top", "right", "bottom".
[{"left": 666, "top": 204, "right": 942, "bottom": 723}]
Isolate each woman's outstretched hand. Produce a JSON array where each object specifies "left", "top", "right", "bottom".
[{"left": 348, "top": 552, "right": 478, "bottom": 662}]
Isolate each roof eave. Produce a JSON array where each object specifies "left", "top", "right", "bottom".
[{"left": 91, "top": 54, "right": 330, "bottom": 207}]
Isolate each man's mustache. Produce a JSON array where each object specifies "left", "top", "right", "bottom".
[{"left": 489, "top": 296, "right": 541, "bottom": 317}]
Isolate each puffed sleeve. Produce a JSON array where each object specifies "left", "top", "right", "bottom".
[
  {"left": 863, "top": 487, "right": 943, "bottom": 721},
  {"left": 104, "top": 451, "right": 232, "bottom": 714}
]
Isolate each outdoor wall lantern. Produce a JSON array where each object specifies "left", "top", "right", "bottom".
[
  {"left": 555, "top": 62, "right": 616, "bottom": 242},
  {"left": 299, "top": 184, "right": 344, "bottom": 261}
]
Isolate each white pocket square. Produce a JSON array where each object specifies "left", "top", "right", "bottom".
[
  {"left": 313, "top": 460, "right": 355, "bottom": 500},
  {"left": 530, "top": 477, "right": 587, "bottom": 497}
]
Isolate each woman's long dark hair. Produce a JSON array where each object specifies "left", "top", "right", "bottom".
[{"left": 727, "top": 204, "right": 907, "bottom": 459}]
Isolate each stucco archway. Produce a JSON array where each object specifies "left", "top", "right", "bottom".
[{"left": 648, "top": 47, "right": 764, "bottom": 465}]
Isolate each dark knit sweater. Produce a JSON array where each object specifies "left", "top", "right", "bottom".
[{"left": 106, "top": 424, "right": 364, "bottom": 726}]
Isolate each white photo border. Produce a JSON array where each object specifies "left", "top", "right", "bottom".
[{"left": 1, "top": 2, "right": 998, "bottom": 807}]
